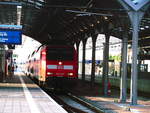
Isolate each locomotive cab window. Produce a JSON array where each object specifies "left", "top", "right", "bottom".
[{"left": 47, "top": 47, "right": 74, "bottom": 61}]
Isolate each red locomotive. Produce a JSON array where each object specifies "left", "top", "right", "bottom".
[{"left": 26, "top": 44, "right": 78, "bottom": 87}]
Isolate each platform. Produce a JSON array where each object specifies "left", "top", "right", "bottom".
[
  {"left": 83, "top": 96, "right": 150, "bottom": 113},
  {"left": 0, "top": 72, "right": 67, "bottom": 113},
  {"left": 74, "top": 77, "right": 150, "bottom": 113}
]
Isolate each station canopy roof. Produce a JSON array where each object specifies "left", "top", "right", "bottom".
[{"left": 0, "top": 0, "right": 150, "bottom": 50}]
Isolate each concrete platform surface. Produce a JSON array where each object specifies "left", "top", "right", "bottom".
[
  {"left": 0, "top": 73, "right": 67, "bottom": 113},
  {"left": 84, "top": 95, "right": 150, "bottom": 113}
]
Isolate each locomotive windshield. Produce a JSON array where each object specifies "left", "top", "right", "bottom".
[{"left": 47, "top": 47, "right": 74, "bottom": 60}]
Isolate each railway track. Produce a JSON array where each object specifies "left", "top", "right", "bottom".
[
  {"left": 30, "top": 77, "right": 103, "bottom": 112},
  {"left": 43, "top": 88, "right": 103, "bottom": 113},
  {"left": 29, "top": 76, "right": 150, "bottom": 113}
]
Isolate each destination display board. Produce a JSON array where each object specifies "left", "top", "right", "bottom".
[{"left": 0, "top": 30, "right": 22, "bottom": 44}]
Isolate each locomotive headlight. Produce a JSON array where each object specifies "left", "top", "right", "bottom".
[
  {"left": 47, "top": 72, "right": 53, "bottom": 75},
  {"left": 42, "top": 52, "right": 46, "bottom": 55},
  {"left": 58, "top": 61, "right": 62, "bottom": 65},
  {"left": 68, "top": 73, "right": 73, "bottom": 76}
]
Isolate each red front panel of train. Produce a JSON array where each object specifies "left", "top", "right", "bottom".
[{"left": 45, "top": 46, "right": 78, "bottom": 78}]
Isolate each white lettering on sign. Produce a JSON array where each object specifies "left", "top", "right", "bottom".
[
  {"left": 0, "top": 38, "right": 8, "bottom": 42},
  {"left": 0, "top": 32, "right": 7, "bottom": 37}
]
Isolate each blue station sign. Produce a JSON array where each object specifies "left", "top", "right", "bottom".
[{"left": 0, "top": 30, "right": 22, "bottom": 44}]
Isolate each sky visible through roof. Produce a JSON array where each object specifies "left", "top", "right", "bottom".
[{"left": 13, "top": 35, "right": 41, "bottom": 64}]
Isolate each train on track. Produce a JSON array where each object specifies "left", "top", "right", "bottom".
[{"left": 25, "top": 44, "right": 78, "bottom": 88}]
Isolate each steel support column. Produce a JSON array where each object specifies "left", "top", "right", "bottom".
[
  {"left": 76, "top": 41, "right": 80, "bottom": 77},
  {"left": 128, "top": 11, "right": 144, "bottom": 105},
  {"left": 82, "top": 39, "right": 87, "bottom": 81},
  {"left": 120, "top": 32, "right": 128, "bottom": 103},
  {"left": 117, "top": 0, "right": 149, "bottom": 105},
  {"left": 76, "top": 41, "right": 80, "bottom": 62},
  {"left": 0, "top": 45, "right": 5, "bottom": 82},
  {"left": 102, "top": 34, "right": 110, "bottom": 96},
  {"left": 91, "top": 34, "right": 97, "bottom": 86}
]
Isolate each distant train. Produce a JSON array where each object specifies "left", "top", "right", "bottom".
[{"left": 25, "top": 44, "right": 78, "bottom": 87}]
